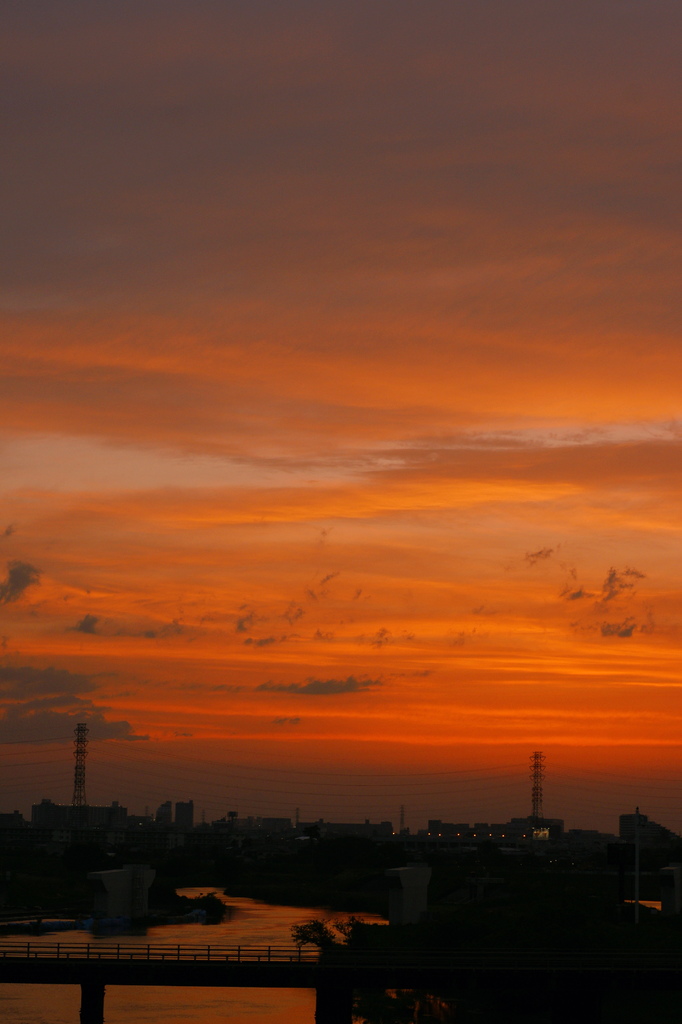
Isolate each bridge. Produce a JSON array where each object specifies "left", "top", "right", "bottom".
[{"left": 2, "top": 941, "right": 682, "bottom": 1023}]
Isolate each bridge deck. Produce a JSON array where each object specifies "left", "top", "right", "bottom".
[
  {"left": 1, "top": 942, "right": 682, "bottom": 978},
  {"left": 3, "top": 943, "right": 682, "bottom": 1024}
]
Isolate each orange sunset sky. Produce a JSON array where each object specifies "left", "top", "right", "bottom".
[{"left": 2, "top": 1, "right": 682, "bottom": 833}]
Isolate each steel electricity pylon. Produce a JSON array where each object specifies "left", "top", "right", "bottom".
[
  {"left": 530, "top": 750, "right": 545, "bottom": 827},
  {"left": 71, "top": 722, "right": 89, "bottom": 825}
]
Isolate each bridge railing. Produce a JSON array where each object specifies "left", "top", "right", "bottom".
[
  {"left": 0, "top": 942, "right": 319, "bottom": 963},
  {"left": 2, "top": 944, "right": 682, "bottom": 973}
]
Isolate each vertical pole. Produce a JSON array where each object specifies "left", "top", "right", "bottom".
[
  {"left": 80, "top": 982, "right": 105, "bottom": 1024},
  {"left": 634, "top": 806, "right": 640, "bottom": 925}
]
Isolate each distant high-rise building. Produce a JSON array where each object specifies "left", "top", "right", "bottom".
[
  {"left": 175, "top": 800, "right": 194, "bottom": 831},
  {"left": 155, "top": 800, "right": 172, "bottom": 825},
  {"left": 619, "top": 812, "right": 679, "bottom": 846}
]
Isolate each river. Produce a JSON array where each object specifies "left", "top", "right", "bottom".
[{"left": 0, "top": 888, "right": 386, "bottom": 1024}]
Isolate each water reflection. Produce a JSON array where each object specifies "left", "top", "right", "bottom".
[{"left": 0, "top": 889, "right": 385, "bottom": 1024}]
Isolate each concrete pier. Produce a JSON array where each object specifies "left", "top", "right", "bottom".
[{"left": 79, "top": 981, "right": 105, "bottom": 1024}]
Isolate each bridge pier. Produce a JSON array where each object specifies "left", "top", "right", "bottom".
[
  {"left": 314, "top": 979, "right": 354, "bottom": 1024},
  {"left": 80, "top": 981, "right": 105, "bottom": 1024}
]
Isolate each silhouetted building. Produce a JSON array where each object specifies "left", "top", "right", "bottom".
[
  {"left": 303, "top": 819, "right": 393, "bottom": 838},
  {"left": 155, "top": 800, "right": 173, "bottom": 826},
  {"left": 175, "top": 800, "right": 194, "bottom": 830},
  {"left": 0, "top": 811, "right": 25, "bottom": 828},
  {"left": 619, "top": 812, "right": 679, "bottom": 846},
  {"left": 260, "top": 817, "right": 291, "bottom": 832},
  {"left": 31, "top": 799, "right": 127, "bottom": 829},
  {"left": 427, "top": 820, "right": 470, "bottom": 836},
  {"left": 424, "top": 817, "right": 563, "bottom": 841}
]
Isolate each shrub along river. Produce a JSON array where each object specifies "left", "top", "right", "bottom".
[{"left": 0, "top": 888, "right": 386, "bottom": 1024}]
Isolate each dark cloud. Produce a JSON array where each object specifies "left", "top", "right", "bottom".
[
  {"left": 562, "top": 588, "right": 587, "bottom": 601},
  {"left": 368, "top": 627, "right": 392, "bottom": 647},
  {"left": 0, "top": 664, "right": 145, "bottom": 741},
  {"left": 283, "top": 602, "right": 304, "bottom": 625},
  {"left": 273, "top": 717, "right": 301, "bottom": 725},
  {"left": 600, "top": 566, "right": 645, "bottom": 602},
  {"left": 2, "top": 525, "right": 16, "bottom": 538},
  {"left": 0, "top": 664, "right": 94, "bottom": 697},
  {"left": 235, "top": 609, "right": 256, "bottom": 632},
  {"left": 141, "top": 618, "right": 184, "bottom": 639},
  {"left": 313, "top": 629, "right": 335, "bottom": 642},
  {"left": 451, "top": 629, "right": 479, "bottom": 646},
  {"left": 244, "top": 635, "right": 292, "bottom": 647},
  {"left": 257, "top": 676, "right": 381, "bottom": 695},
  {"left": 0, "top": 560, "right": 41, "bottom": 604},
  {"left": 72, "top": 613, "right": 100, "bottom": 634},
  {"left": 357, "top": 628, "right": 415, "bottom": 648},
  {"left": 66, "top": 616, "right": 185, "bottom": 639},
  {"left": 600, "top": 618, "right": 638, "bottom": 638},
  {"left": 0, "top": 703, "right": 146, "bottom": 743},
  {"left": 525, "top": 548, "right": 554, "bottom": 567},
  {"left": 305, "top": 573, "right": 339, "bottom": 603}
]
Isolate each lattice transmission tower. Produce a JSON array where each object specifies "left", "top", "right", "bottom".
[
  {"left": 529, "top": 750, "right": 545, "bottom": 827},
  {"left": 72, "top": 722, "right": 89, "bottom": 825}
]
